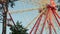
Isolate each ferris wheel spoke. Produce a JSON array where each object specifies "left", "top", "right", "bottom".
[
  {"left": 49, "top": 12, "right": 57, "bottom": 34},
  {"left": 29, "top": 10, "right": 45, "bottom": 34},
  {"left": 34, "top": 12, "right": 43, "bottom": 34},
  {"left": 25, "top": 11, "right": 44, "bottom": 29},
  {"left": 40, "top": 10, "right": 49, "bottom": 34},
  {"left": 51, "top": 22, "right": 57, "bottom": 34},
  {"left": 25, "top": 13, "right": 40, "bottom": 28},
  {"left": 9, "top": 0, "right": 50, "bottom": 14},
  {"left": 49, "top": 13, "right": 53, "bottom": 34},
  {"left": 9, "top": 7, "right": 39, "bottom": 14},
  {"left": 52, "top": 11, "right": 60, "bottom": 27},
  {"left": 54, "top": 11, "right": 60, "bottom": 19},
  {"left": 48, "top": 22, "right": 52, "bottom": 34}
]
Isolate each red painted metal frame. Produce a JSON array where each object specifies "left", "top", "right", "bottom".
[
  {"left": 29, "top": 0, "right": 60, "bottom": 34},
  {"left": 34, "top": 13, "right": 43, "bottom": 34},
  {"left": 48, "top": 20, "right": 52, "bottom": 34},
  {"left": 40, "top": 8, "right": 49, "bottom": 34},
  {"left": 7, "top": 12, "right": 18, "bottom": 30},
  {"left": 30, "top": 12, "right": 43, "bottom": 34},
  {"left": 52, "top": 10, "right": 60, "bottom": 26},
  {"left": 48, "top": 8, "right": 52, "bottom": 34}
]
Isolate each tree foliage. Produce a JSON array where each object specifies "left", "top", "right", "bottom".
[
  {"left": 57, "top": 0, "right": 60, "bottom": 11},
  {"left": 7, "top": 0, "right": 18, "bottom": 8},
  {"left": 9, "top": 21, "right": 28, "bottom": 34},
  {"left": 58, "top": 0, "right": 60, "bottom": 3},
  {"left": 58, "top": 7, "right": 60, "bottom": 11},
  {"left": 0, "top": 0, "right": 18, "bottom": 9}
]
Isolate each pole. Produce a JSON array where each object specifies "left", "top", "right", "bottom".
[{"left": 2, "top": 2, "right": 8, "bottom": 34}]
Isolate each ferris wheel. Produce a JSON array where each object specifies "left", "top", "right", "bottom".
[{"left": 6, "top": 0, "right": 60, "bottom": 34}]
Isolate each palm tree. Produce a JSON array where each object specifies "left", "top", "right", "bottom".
[{"left": 9, "top": 21, "right": 28, "bottom": 34}]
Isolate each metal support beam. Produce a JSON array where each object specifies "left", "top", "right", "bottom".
[{"left": 2, "top": 3, "right": 8, "bottom": 34}]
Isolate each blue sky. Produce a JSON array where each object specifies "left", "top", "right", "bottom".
[
  {"left": 0, "top": 0, "right": 60, "bottom": 34},
  {"left": 0, "top": 1, "right": 39, "bottom": 34}
]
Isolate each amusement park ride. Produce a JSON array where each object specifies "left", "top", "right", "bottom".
[{"left": 0, "top": 0, "right": 60, "bottom": 34}]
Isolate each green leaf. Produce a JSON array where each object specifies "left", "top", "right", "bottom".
[{"left": 9, "top": 21, "right": 28, "bottom": 34}]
